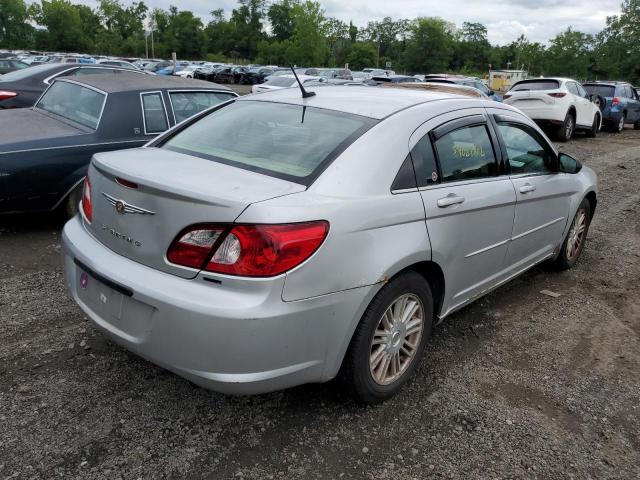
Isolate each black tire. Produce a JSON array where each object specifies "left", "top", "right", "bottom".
[
  {"left": 64, "top": 183, "right": 83, "bottom": 219},
  {"left": 556, "top": 111, "right": 575, "bottom": 142},
  {"left": 586, "top": 114, "right": 599, "bottom": 138},
  {"left": 339, "top": 271, "right": 433, "bottom": 404},
  {"left": 634, "top": 121, "right": 640, "bottom": 130},
  {"left": 553, "top": 198, "right": 591, "bottom": 270},
  {"left": 615, "top": 113, "right": 625, "bottom": 133}
]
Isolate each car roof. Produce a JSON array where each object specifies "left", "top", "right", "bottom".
[
  {"left": 583, "top": 80, "right": 629, "bottom": 86},
  {"left": 54, "top": 73, "right": 233, "bottom": 93},
  {"left": 240, "top": 85, "right": 477, "bottom": 119}
]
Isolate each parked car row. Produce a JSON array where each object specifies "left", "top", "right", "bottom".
[{"left": 502, "top": 77, "right": 640, "bottom": 141}]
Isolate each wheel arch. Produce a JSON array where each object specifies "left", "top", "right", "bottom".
[
  {"left": 393, "top": 261, "right": 446, "bottom": 319},
  {"left": 567, "top": 105, "right": 577, "bottom": 118},
  {"left": 585, "top": 190, "right": 597, "bottom": 219}
]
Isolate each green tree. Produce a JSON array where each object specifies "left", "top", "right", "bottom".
[
  {"left": 345, "top": 42, "right": 377, "bottom": 70},
  {"left": 0, "top": 0, "right": 35, "bottom": 48},
  {"left": 268, "top": 0, "right": 294, "bottom": 41},
  {"left": 403, "top": 17, "right": 454, "bottom": 73},
  {"left": 546, "top": 28, "right": 593, "bottom": 80},
  {"left": 34, "top": 0, "right": 87, "bottom": 51}
]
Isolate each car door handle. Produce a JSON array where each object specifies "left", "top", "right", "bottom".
[
  {"left": 519, "top": 184, "right": 536, "bottom": 194},
  {"left": 437, "top": 194, "right": 465, "bottom": 208}
]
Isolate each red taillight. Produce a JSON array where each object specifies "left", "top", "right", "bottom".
[
  {"left": 503, "top": 94, "right": 511, "bottom": 100},
  {"left": 547, "top": 92, "right": 567, "bottom": 98},
  {"left": 167, "top": 221, "right": 329, "bottom": 277},
  {"left": 0, "top": 90, "right": 17, "bottom": 101},
  {"left": 612, "top": 96, "right": 620, "bottom": 106},
  {"left": 82, "top": 176, "right": 92, "bottom": 222}
]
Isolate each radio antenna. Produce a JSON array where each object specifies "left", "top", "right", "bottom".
[{"left": 290, "top": 65, "right": 315, "bottom": 98}]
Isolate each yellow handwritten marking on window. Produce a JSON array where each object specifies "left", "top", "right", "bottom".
[{"left": 452, "top": 144, "right": 485, "bottom": 158}]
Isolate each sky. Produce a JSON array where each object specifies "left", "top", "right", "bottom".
[{"left": 78, "top": 0, "right": 623, "bottom": 45}]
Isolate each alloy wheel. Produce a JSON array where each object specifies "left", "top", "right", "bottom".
[
  {"left": 566, "top": 116, "right": 574, "bottom": 139},
  {"left": 369, "top": 293, "right": 424, "bottom": 386},
  {"left": 618, "top": 116, "right": 625, "bottom": 132},
  {"left": 566, "top": 209, "right": 587, "bottom": 260}
]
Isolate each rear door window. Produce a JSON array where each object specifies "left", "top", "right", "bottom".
[
  {"left": 169, "top": 91, "right": 236, "bottom": 124},
  {"left": 410, "top": 134, "right": 440, "bottom": 186},
  {"left": 566, "top": 82, "right": 580, "bottom": 96},
  {"left": 141, "top": 92, "right": 169, "bottom": 134},
  {"left": 434, "top": 125, "right": 497, "bottom": 182}
]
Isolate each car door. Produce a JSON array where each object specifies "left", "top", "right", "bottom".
[
  {"left": 488, "top": 110, "right": 572, "bottom": 270},
  {"left": 567, "top": 82, "right": 591, "bottom": 127},
  {"left": 624, "top": 85, "right": 640, "bottom": 123},
  {"left": 410, "top": 111, "right": 517, "bottom": 314},
  {"left": 576, "top": 83, "right": 597, "bottom": 125}
]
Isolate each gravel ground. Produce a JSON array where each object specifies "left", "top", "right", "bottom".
[{"left": 1, "top": 127, "right": 639, "bottom": 479}]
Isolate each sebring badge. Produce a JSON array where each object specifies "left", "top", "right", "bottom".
[{"left": 102, "top": 192, "right": 155, "bottom": 215}]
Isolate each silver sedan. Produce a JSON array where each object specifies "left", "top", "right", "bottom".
[{"left": 62, "top": 85, "right": 597, "bottom": 403}]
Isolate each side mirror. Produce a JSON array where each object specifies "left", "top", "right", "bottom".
[
  {"left": 488, "top": 90, "right": 495, "bottom": 96},
  {"left": 559, "top": 153, "right": 582, "bottom": 174}
]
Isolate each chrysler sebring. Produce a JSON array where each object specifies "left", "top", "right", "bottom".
[{"left": 62, "top": 86, "right": 597, "bottom": 403}]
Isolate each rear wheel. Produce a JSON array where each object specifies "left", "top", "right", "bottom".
[
  {"left": 634, "top": 121, "right": 640, "bottom": 130},
  {"left": 586, "top": 114, "right": 599, "bottom": 138},
  {"left": 615, "top": 113, "right": 625, "bottom": 133},
  {"left": 339, "top": 271, "right": 433, "bottom": 404},
  {"left": 556, "top": 112, "right": 575, "bottom": 142},
  {"left": 553, "top": 198, "right": 591, "bottom": 270}
]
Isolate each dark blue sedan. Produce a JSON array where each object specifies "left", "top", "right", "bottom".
[{"left": 0, "top": 74, "right": 237, "bottom": 216}]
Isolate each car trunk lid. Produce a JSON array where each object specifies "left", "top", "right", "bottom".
[{"left": 87, "top": 147, "right": 306, "bottom": 278}]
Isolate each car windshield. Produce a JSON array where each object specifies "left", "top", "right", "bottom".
[
  {"left": 583, "top": 84, "right": 616, "bottom": 97},
  {"left": 511, "top": 80, "right": 560, "bottom": 91},
  {"left": 162, "top": 100, "right": 376, "bottom": 184},
  {"left": 169, "top": 91, "right": 236, "bottom": 123},
  {"left": 0, "top": 63, "right": 60, "bottom": 82},
  {"left": 36, "top": 81, "right": 106, "bottom": 129},
  {"left": 263, "top": 76, "right": 296, "bottom": 87}
]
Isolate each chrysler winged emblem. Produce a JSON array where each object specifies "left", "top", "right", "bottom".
[{"left": 102, "top": 192, "right": 155, "bottom": 215}]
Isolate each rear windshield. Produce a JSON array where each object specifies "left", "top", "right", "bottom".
[
  {"left": 162, "top": 100, "right": 376, "bottom": 184},
  {"left": 36, "top": 81, "right": 105, "bottom": 129},
  {"left": 263, "top": 76, "right": 296, "bottom": 87},
  {"left": 511, "top": 80, "right": 560, "bottom": 91},
  {"left": 583, "top": 84, "right": 615, "bottom": 97}
]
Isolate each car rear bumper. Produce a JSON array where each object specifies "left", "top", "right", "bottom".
[
  {"left": 62, "top": 216, "right": 373, "bottom": 395},
  {"left": 507, "top": 102, "right": 566, "bottom": 123}
]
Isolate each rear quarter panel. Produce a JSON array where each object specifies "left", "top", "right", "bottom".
[{"left": 235, "top": 108, "right": 442, "bottom": 302}]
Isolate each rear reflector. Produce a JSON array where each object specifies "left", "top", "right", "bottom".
[
  {"left": 547, "top": 92, "right": 567, "bottom": 98},
  {"left": 0, "top": 91, "right": 17, "bottom": 101},
  {"left": 115, "top": 177, "right": 139, "bottom": 189},
  {"left": 167, "top": 221, "right": 329, "bottom": 277},
  {"left": 167, "top": 227, "right": 225, "bottom": 269},
  {"left": 82, "top": 176, "right": 92, "bottom": 222}
]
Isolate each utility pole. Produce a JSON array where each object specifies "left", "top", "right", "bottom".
[
  {"left": 145, "top": 32, "right": 149, "bottom": 59},
  {"left": 151, "top": 29, "right": 155, "bottom": 59}
]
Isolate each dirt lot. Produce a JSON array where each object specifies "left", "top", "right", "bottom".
[{"left": 1, "top": 127, "right": 639, "bottom": 479}]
